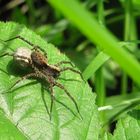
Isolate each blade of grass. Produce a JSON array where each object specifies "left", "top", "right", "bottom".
[
  {"left": 83, "top": 52, "right": 109, "bottom": 80},
  {"left": 95, "top": 0, "right": 106, "bottom": 113},
  {"left": 95, "top": 1, "right": 106, "bottom": 133},
  {"left": 103, "top": 97, "right": 140, "bottom": 126},
  {"left": 48, "top": 0, "right": 140, "bottom": 85},
  {"left": 83, "top": 39, "right": 140, "bottom": 82},
  {"left": 121, "top": 0, "right": 133, "bottom": 95}
]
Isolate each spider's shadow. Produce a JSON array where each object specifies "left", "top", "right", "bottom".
[{"left": 6, "top": 60, "right": 32, "bottom": 77}]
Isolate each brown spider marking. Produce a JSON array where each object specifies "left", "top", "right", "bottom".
[{"left": 0, "top": 35, "right": 85, "bottom": 120}]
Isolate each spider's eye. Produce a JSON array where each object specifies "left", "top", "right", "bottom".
[{"left": 13, "top": 47, "right": 32, "bottom": 67}]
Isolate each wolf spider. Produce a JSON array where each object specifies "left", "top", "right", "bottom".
[{"left": 0, "top": 36, "right": 84, "bottom": 120}]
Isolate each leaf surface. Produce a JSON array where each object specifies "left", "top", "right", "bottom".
[
  {"left": 103, "top": 106, "right": 140, "bottom": 140},
  {"left": 0, "top": 22, "right": 99, "bottom": 140}
]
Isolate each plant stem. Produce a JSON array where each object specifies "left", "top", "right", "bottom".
[
  {"left": 121, "top": 0, "right": 132, "bottom": 95},
  {"left": 96, "top": 0, "right": 106, "bottom": 122}
]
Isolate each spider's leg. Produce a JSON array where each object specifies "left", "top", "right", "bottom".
[
  {"left": 49, "top": 85, "right": 54, "bottom": 120},
  {"left": 3, "top": 73, "right": 37, "bottom": 94},
  {"left": 4, "top": 36, "right": 47, "bottom": 57},
  {"left": 53, "top": 96, "right": 79, "bottom": 119},
  {"left": 0, "top": 52, "right": 13, "bottom": 57},
  {"left": 41, "top": 85, "right": 50, "bottom": 119},
  {"left": 55, "top": 61, "right": 75, "bottom": 67},
  {"left": 58, "top": 77, "right": 81, "bottom": 82},
  {"left": 42, "top": 84, "right": 77, "bottom": 117},
  {"left": 60, "top": 67, "right": 85, "bottom": 82},
  {"left": 0, "top": 53, "right": 14, "bottom": 74},
  {"left": 5, "top": 36, "right": 35, "bottom": 48},
  {"left": 55, "top": 82, "right": 83, "bottom": 119},
  {"left": 42, "top": 85, "right": 79, "bottom": 119}
]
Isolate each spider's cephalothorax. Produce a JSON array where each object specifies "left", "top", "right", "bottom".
[{"left": 0, "top": 36, "right": 84, "bottom": 120}]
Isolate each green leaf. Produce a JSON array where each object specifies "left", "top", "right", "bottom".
[
  {"left": 105, "top": 106, "right": 140, "bottom": 140},
  {"left": 0, "top": 22, "right": 99, "bottom": 140},
  {"left": 99, "top": 93, "right": 140, "bottom": 125},
  {"left": 0, "top": 108, "right": 27, "bottom": 140}
]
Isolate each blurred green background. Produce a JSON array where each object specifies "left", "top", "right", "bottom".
[{"left": 0, "top": 0, "right": 129, "bottom": 94}]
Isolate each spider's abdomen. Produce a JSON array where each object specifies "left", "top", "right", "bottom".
[{"left": 31, "top": 51, "right": 48, "bottom": 67}]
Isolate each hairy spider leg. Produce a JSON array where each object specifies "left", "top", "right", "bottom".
[
  {"left": 42, "top": 85, "right": 79, "bottom": 120},
  {"left": 52, "top": 96, "right": 78, "bottom": 119},
  {"left": 41, "top": 85, "right": 51, "bottom": 119},
  {"left": 49, "top": 85, "right": 54, "bottom": 120},
  {"left": 0, "top": 52, "right": 14, "bottom": 57},
  {"left": 4, "top": 36, "right": 48, "bottom": 57},
  {"left": 55, "top": 61, "right": 75, "bottom": 67},
  {"left": 2, "top": 73, "right": 38, "bottom": 94},
  {"left": 60, "top": 67, "right": 85, "bottom": 82},
  {"left": 55, "top": 82, "right": 83, "bottom": 120},
  {"left": 5, "top": 36, "right": 35, "bottom": 47},
  {"left": 57, "top": 77, "right": 81, "bottom": 82},
  {"left": 3, "top": 72, "right": 51, "bottom": 120}
]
